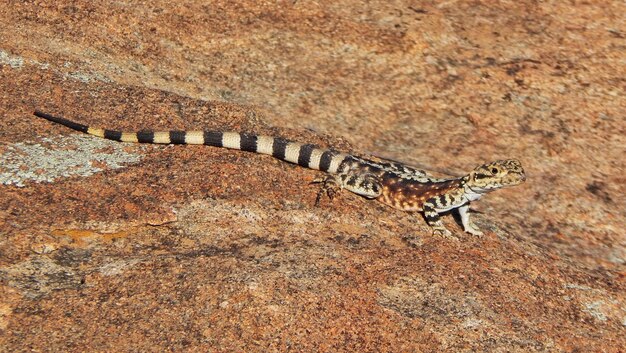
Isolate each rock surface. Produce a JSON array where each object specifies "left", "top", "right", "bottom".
[{"left": 0, "top": 1, "right": 624, "bottom": 352}]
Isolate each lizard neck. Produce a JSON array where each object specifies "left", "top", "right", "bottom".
[{"left": 461, "top": 175, "right": 483, "bottom": 201}]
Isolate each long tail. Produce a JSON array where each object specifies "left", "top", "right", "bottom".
[{"left": 33, "top": 111, "right": 348, "bottom": 173}]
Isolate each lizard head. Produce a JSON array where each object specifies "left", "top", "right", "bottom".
[{"left": 465, "top": 159, "right": 526, "bottom": 193}]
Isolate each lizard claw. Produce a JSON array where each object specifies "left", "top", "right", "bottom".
[{"left": 310, "top": 176, "right": 326, "bottom": 185}]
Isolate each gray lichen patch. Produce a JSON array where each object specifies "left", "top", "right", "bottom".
[
  {"left": 0, "top": 256, "right": 83, "bottom": 298},
  {"left": 0, "top": 49, "right": 24, "bottom": 68},
  {"left": 0, "top": 134, "right": 145, "bottom": 187},
  {"left": 582, "top": 301, "right": 608, "bottom": 322},
  {"left": 65, "top": 70, "right": 113, "bottom": 83}
]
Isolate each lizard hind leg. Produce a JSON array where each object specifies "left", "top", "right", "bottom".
[
  {"left": 311, "top": 171, "right": 382, "bottom": 206},
  {"left": 311, "top": 175, "right": 342, "bottom": 206},
  {"left": 340, "top": 172, "right": 382, "bottom": 199}
]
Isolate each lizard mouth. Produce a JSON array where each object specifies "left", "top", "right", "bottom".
[{"left": 506, "top": 172, "right": 526, "bottom": 185}]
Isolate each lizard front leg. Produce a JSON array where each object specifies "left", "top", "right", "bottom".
[
  {"left": 423, "top": 189, "right": 468, "bottom": 238},
  {"left": 458, "top": 203, "right": 483, "bottom": 236},
  {"left": 422, "top": 201, "right": 453, "bottom": 238}
]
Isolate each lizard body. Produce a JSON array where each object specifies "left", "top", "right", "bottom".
[{"left": 33, "top": 111, "right": 525, "bottom": 238}]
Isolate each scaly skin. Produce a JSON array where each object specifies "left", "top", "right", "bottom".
[
  {"left": 33, "top": 111, "right": 526, "bottom": 238},
  {"left": 326, "top": 156, "right": 525, "bottom": 237}
]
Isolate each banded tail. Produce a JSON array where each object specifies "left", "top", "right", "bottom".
[{"left": 33, "top": 111, "right": 348, "bottom": 173}]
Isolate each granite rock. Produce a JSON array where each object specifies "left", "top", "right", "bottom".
[{"left": 0, "top": 1, "right": 624, "bottom": 352}]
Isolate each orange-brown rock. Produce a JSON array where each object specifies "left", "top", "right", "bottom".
[{"left": 1, "top": 1, "right": 624, "bottom": 352}]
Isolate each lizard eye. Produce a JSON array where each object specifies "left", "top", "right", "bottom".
[{"left": 491, "top": 167, "right": 499, "bottom": 174}]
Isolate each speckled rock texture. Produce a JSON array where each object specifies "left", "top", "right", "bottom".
[{"left": 0, "top": 1, "right": 624, "bottom": 352}]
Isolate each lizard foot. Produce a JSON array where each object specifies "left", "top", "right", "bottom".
[
  {"left": 432, "top": 227, "right": 456, "bottom": 239},
  {"left": 464, "top": 225, "right": 484, "bottom": 237}
]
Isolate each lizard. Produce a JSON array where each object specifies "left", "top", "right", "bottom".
[{"left": 33, "top": 110, "right": 526, "bottom": 238}]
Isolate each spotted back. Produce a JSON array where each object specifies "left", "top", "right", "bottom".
[{"left": 378, "top": 174, "right": 461, "bottom": 211}]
